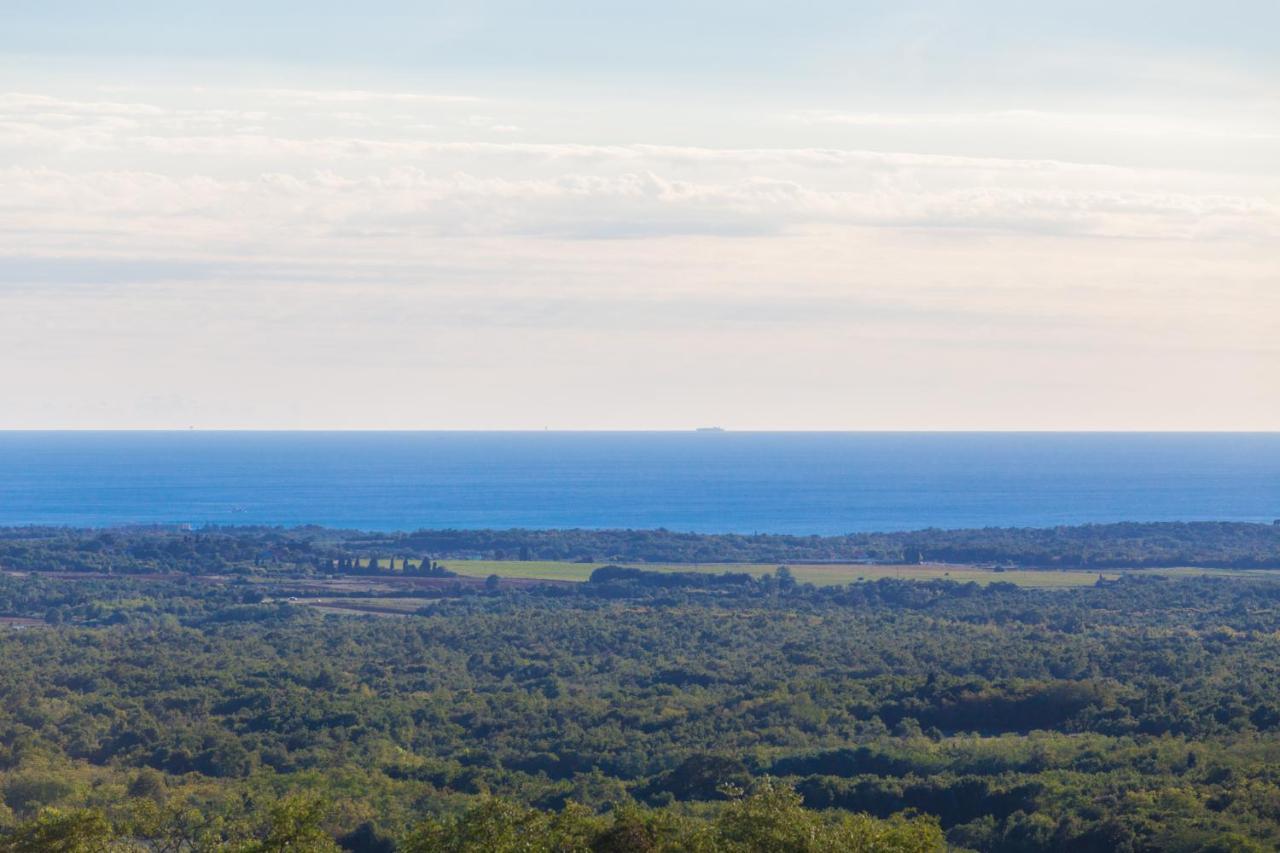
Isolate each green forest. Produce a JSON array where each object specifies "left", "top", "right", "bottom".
[{"left": 4, "top": 544, "right": 1280, "bottom": 850}]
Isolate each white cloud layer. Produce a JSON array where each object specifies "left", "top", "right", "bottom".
[{"left": 0, "top": 70, "right": 1276, "bottom": 428}]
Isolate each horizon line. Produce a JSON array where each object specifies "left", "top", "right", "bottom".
[{"left": 0, "top": 428, "right": 1277, "bottom": 435}]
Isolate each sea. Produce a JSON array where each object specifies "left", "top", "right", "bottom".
[{"left": 0, "top": 431, "right": 1276, "bottom": 535}]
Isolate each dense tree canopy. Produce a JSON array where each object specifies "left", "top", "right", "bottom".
[{"left": 3, "top": 549, "right": 1280, "bottom": 849}]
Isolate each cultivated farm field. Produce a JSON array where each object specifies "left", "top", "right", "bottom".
[{"left": 438, "top": 559, "right": 1133, "bottom": 588}]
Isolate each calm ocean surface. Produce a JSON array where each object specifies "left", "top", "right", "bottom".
[{"left": 0, "top": 432, "right": 1275, "bottom": 534}]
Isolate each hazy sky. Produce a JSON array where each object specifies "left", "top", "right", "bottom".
[{"left": 2, "top": 1, "right": 1276, "bottom": 429}]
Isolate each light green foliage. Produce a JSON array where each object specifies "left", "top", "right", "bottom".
[
  {"left": 715, "top": 780, "right": 942, "bottom": 853},
  {"left": 123, "top": 798, "right": 240, "bottom": 853},
  {"left": 241, "top": 795, "right": 341, "bottom": 853},
  {"left": 402, "top": 799, "right": 599, "bottom": 852},
  {"left": 0, "top": 808, "right": 114, "bottom": 853},
  {"left": 402, "top": 784, "right": 942, "bottom": 853}
]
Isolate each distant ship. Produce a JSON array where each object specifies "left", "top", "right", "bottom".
[{"left": 695, "top": 426, "right": 725, "bottom": 432}]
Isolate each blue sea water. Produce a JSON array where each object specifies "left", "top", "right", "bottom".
[{"left": 0, "top": 432, "right": 1275, "bottom": 535}]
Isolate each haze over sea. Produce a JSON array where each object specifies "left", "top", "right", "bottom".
[{"left": 0, "top": 432, "right": 1276, "bottom": 535}]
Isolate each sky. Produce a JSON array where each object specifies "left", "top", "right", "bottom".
[{"left": 1, "top": 1, "right": 1276, "bottom": 429}]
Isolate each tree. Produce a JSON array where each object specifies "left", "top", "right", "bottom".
[
  {"left": 775, "top": 565, "right": 796, "bottom": 592},
  {"left": 244, "top": 795, "right": 340, "bottom": 853},
  {"left": 125, "top": 769, "right": 166, "bottom": 802},
  {"left": 401, "top": 798, "right": 593, "bottom": 853},
  {"left": 337, "top": 822, "right": 395, "bottom": 853},
  {"left": 716, "top": 779, "right": 944, "bottom": 852},
  {"left": 645, "top": 754, "right": 752, "bottom": 802}
]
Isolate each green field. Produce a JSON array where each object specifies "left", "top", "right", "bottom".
[
  {"left": 437, "top": 559, "right": 1140, "bottom": 588},
  {"left": 336, "top": 554, "right": 1280, "bottom": 589},
  {"left": 438, "top": 560, "right": 1280, "bottom": 589}
]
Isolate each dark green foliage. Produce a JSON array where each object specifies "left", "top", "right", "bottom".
[
  {"left": 4, "top": 521, "right": 1280, "bottom": 577},
  {"left": 637, "top": 755, "right": 752, "bottom": 802},
  {"left": 381, "top": 521, "right": 1280, "bottom": 567},
  {"left": 339, "top": 821, "right": 396, "bottom": 853}
]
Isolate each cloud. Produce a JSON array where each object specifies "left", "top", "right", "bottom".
[
  {"left": 0, "top": 11, "right": 1275, "bottom": 430},
  {"left": 786, "top": 108, "right": 1280, "bottom": 141},
  {"left": 257, "top": 88, "right": 481, "bottom": 104},
  {"left": 0, "top": 92, "right": 167, "bottom": 117},
  {"left": 0, "top": 89, "right": 1274, "bottom": 358},
  {"left": 2, "top": 159, "right": 1274, "bottom": 257}
]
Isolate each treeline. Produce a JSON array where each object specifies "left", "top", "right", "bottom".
[
  {"left": 0, "top": 528, "right": 450, "bottom": 579},
  {"left": 381, "top": 521, "right": 1280, "bottom": 567},
  {"left": 2, "top": 521, "right": 1280, "bottom": 576},
  {"left": 0, "top": 527, "right": 341, "bottom": 575}
]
